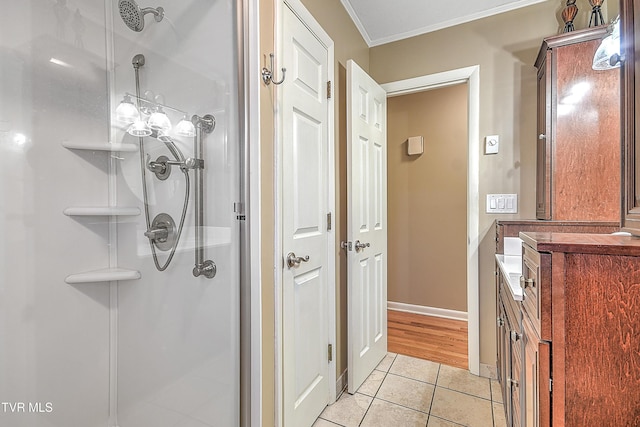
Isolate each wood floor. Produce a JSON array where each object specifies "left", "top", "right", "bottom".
[{"left": 387, "top": 309, "right": 468, "bottom": 369}]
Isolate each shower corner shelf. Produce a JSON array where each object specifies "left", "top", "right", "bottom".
[
  {"left": 65, "top": 268, "right": 141, "bottom": 284},
  {"left": 62, "top": 141, "right": 138, "bottom": 152},
  {"left": 64, "top": 207, "right": 141, "bottom": 217}
]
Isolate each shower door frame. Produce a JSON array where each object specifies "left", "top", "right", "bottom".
[{"left": 240, "top": 0, "right": 263, "bottom": 426}]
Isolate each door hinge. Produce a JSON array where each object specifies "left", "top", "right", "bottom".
[
  {"left": 328, "top": 344, "right": 333, "bottom": 362},
  {"left": 327, "top": 81, "right": 332, "bottom": 99},
  {"left": 327, "top": 212, "right": 332, "bottom": 231},
  {"left": 549, "top": 378, "right": 553, "bottom": 392}
]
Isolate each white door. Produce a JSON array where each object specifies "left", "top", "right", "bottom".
[
  {"left": 347, "top": 59, "right": 388, "bottom": 394},
  {"left": 281, "top": 3, "right": 333, "bottom": 426}
]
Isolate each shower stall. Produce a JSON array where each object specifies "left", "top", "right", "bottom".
[{"left": 0, "top": 1, "right": 248, "bottom": 426}]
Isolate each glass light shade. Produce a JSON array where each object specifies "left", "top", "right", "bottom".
[
  {"left": 148, "top": 108, "right": 172, "bottom": 132},
  {"left": 127, "top": 119, "right": 152, "bottom": 137},
  {"left": 593, "top": 18, "right": 621, "bottom": 70},
  {"left": 175, "top": 116, "right": 196, "bottom": 137},
  {"left": 115, "top": 95, "right": 140, "bottom": 123}
]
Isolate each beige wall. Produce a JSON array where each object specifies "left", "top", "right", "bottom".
[
  {"left": 259, "top": 1, "right": 276, "bottom": 426},
  {"left": 387, "top": 85, "right": 468, "bottom": 311}
]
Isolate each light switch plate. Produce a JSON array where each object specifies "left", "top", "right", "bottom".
[
  {"left": 486, "top": 194, "right": 517, "bottom": 213},
  {"left": 485, "top": 135, "right": 499, "bottom": 155}
]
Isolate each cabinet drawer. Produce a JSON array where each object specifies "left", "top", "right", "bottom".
[
  {"left": 522, "top": 245, "right": 541, "bottom": 337},
  {"left": 521, "top": 244, "right": 552, "bottom": 341}
]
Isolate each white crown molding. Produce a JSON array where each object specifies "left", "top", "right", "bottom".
[
  {"left": 339, "top": 0, "right": 373, "bottom": 46},
  {"left": 342, "top": 0, "right": 548, "bottom": 47}
]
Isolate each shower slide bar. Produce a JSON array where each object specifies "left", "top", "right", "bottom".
[
  {"left": 128, "top": 53, "right": 216, "bottom": 279},
  {"left": 191, "top": 114, "right": 217, "bottom": 279}
]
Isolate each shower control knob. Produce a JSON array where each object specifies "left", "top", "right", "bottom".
[
  {"left": 145, "top": 213, "right": 177, "bottom": 252},
  {"left": 145, "top": 227, "right": 169, "bottom": 242}
]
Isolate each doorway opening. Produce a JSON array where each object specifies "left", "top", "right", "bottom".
[{"left": 381, "top": 66, "right": 481, "bottom": 375}]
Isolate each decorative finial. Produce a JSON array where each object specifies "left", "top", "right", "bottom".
[
  {"left": 562, "top": 0, "right": 578, "bottom": 33},
  {"left": 588, "top": 0, "right": 605, "bottom": 27}
]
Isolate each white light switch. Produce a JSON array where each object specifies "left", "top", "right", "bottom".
[
  {"left": 485, "top": 135, "right": 499, "bottom": 155},
  {"left": 486, "top": 194, "right": 518, "bottom": 213}
]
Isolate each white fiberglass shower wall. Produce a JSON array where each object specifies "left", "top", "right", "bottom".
[{"left": 0, "top": 1, "right": 241, "bottom": 426}]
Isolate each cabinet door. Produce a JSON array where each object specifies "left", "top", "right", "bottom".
[
  {"left": 522, "top": 317, "right": 551, "bottom": 427},
  {"left": 536, "top": 52, "right": 551, "bottom": 220},
  {"left": 510, "top": 327, "right": 523, "bottom": 427},
  {"left": 497, "top": 301, "right": 512, "bottom": 425},
  {"left": 621, "top": 0, "right": 640, "bottom": 234},
  {"left": 553, "top": 38, "right": 620, "bottom": 221}
]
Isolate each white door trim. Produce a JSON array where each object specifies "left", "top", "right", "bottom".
[
  {"left": 381, "top": 65, "right": 481, "bottom": 376},
  {"left": 274, "top": 0, "right": 336, "bottom": 425}
]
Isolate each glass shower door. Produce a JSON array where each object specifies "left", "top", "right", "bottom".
[{"left": 0, "top": 1, "right": 241, "bottom": 426}]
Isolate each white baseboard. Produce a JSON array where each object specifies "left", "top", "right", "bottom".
[
  {"left": 335, "top": 369, "right": 347, "bottom": 401},
  {"left": 387, "top": 301, "right": 468, "bottom": 322}
]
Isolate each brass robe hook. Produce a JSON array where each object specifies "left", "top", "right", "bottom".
[{"left": 261, "top": 53, "right": 286, "bottom": 85}]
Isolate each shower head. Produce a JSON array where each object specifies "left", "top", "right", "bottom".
[{"left": 118, "top": 0, "right": 164, "bottom": 32}]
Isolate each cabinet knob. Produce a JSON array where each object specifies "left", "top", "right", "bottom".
[
  {"left": 510, "top": 330, "right": 522, "bottom": 342},
  {"left": 508, "top": 378, "right": 520, "bottom": 388},
  {"left": 538, "top": 134, "right": 546, "bottom": 140},
  {"left": 497, "top": 317, "right": 505, "bottom": 327}
]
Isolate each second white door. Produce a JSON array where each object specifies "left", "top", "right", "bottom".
[{"left": 346, "top": 59, "right": 388, "bottom": 394}]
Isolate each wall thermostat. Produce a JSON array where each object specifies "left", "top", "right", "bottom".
[{"left": 485, "top": 135, "right": 499, "bottom": 155}]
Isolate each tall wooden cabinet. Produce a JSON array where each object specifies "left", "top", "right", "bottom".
[
  {"left": 621, "top": 0, "right": 640, "bottom": 234},
  {"left": 535, "top": 28, "right": 620, "bottom": 221}
]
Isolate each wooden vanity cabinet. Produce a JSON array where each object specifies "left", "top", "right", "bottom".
[
  {"left": 496, "top": 265, "right": 523, "bottom": 427},
  {"left": 519, "top": 232, "right": 640, "bottom": 427},
  {"left": 534, "top": 28, "right": 620, "bottom": 221}
]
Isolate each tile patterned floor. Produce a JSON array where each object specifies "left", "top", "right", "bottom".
[{"left": 314, "top": 353, "right": 507, "bottom": 427}]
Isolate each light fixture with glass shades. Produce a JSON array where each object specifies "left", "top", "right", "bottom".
[
  {"left": 114, "top": 92, "right": 195, "bottom": 138},
  {"left": 147, "top": 107, "right": 172, "bottom": 132},
  {"left": 115, "top": 94, "right": 140, "bottom": 123},
  {"left": 175, "top": 115, "right": 196, "bottom": 137},
  {"left": 593, "top": 16, "right": 621, "bottom": 70}
]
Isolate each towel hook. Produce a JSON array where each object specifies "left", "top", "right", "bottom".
[{"left": 262, "top": 53, "right": 286, "bottom": 85}]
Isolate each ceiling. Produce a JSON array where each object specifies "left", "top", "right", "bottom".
[{"left": 340, "top": 0, "right": 549, "bottom": 47}]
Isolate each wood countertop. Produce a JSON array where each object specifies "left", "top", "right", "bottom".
[{"left": 519, "top": 232, "right": 640, "bottom": 256}]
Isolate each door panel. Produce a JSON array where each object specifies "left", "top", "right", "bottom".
[
  {"left": 282, "top": 3, "right": 331, "bottom": 426},
  {"left": 347, "top": 59, "right": 388, "bottom": 394}
]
